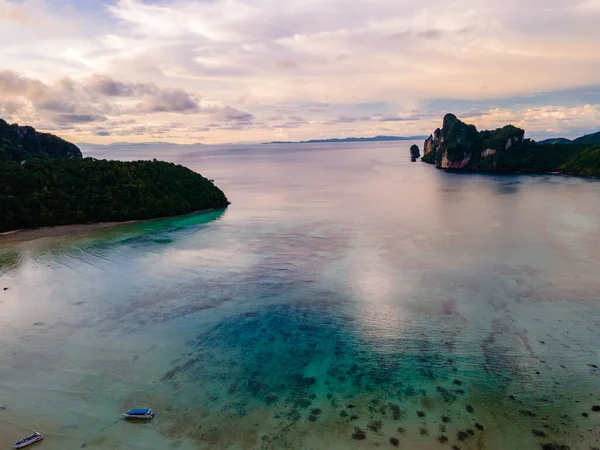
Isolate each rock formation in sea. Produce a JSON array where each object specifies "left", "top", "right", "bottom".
[
  {"left": 410, "top": 144, "right": 420, "bottom": 162},
  {"left": 421, "top": 114, "right": 600, "bottom": 176}
]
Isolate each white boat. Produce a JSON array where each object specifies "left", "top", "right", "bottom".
[
  {"left": 13, "top": 432, "right": 43, "bottom": 449},
  {"left": 123, "top": 408, "right": 155, "bottom": 420}
]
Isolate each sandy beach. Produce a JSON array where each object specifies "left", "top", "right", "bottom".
[{"left": 0, "top": 221, "right": 137, "bottom": 243}]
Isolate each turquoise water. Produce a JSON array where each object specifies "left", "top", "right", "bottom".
[{"left": 1, "top": 142, "right": 599, "bottom": 449}]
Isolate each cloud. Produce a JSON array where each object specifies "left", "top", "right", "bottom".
[
  {"left": 207, "top": 105, "right": 254, "bottom": 124},
  {"left": 57, "top": 114, "right": 107, "bottom": 124},
  {"left": 0, "top": 70, "right": 45, "bottom": 97},
  {"left": 1, "top": 0, "right": 600, "bottom": 143},
  {"left": 275, "top": 60, "right": 300, "bottom": 69},
  {"left": 326, "top": 115, "right": 372, "bottom": 124},
  {"left": 86, "top": 75, "right": 142, "bottom": 97},
  {"left": 94, "top": 128, "right": 111, "bottom": 136},
  {"left": 137, "top": 88, "right": 200, "bottom": 113},
  {"left": 36, "top": 99, "right": 77, "bottom": 113},
  {"left": 378, "top": 115, "right": 412, "bottom": 122},
  {"left": 0, "top": 70, "right": 206, "bottom": 132},
  {"left": 417, "top": 29, "right": 442, "bottom": 39},
  {"left": 429, "top": 104, "right": 600, "bottom": 139},
  {"left": 270, "top": 115, "right": 308, "bottom": 128}
]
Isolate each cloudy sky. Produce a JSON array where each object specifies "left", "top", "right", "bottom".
[{"left": 1, "top": 0, "right": 600, "bottom": 144}]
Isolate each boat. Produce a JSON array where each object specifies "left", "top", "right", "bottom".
[
  {"left": 123, "top": 408, "right": 155, "bottom": 420},
  {"left": 13, "top": 432, "right": 43, "bottom": 449}
]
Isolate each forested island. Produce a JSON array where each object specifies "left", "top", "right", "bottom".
[
  {"left": 421, "top": 114, "right": 600, "bottom": 176},
  {"left": 0, "top": 119, "right": 229, "bottom": 232}
]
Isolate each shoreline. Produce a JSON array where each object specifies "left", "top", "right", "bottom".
[
  {"left": 0, "top": 206, "right": 229, "bottom": 243},
  {"left": 0, "top": 221, "right": 138, "bottom": 242},
  {"left": 421, "top": 160, "right": 599, "bottom": 178}
]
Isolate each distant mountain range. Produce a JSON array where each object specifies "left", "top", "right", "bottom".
[
  {"left": 267, "top": 135, "right": 428, "bottom": 144},
  {"left": 78, "top": 141, "right": 204, "bottom": 147},
  {"left": 537, "top": 131, "right": 600, "bottom": 145}
]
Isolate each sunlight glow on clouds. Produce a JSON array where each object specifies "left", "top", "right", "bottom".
[{"left": 0, "top": 0, "right": 599, "bottom": 143}]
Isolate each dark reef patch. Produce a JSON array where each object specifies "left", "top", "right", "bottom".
[
  {"left": 368, "top": 420, "right": 383, "bottom": 432},
  {"left": 457, "top": 430, "right": 470, "bottom": 441},
  {"left": 520, "top": 409, "right": 537, "bottom": 417},
  {"left": 352, "top": 427, "right": 366, "bottom": 440}
]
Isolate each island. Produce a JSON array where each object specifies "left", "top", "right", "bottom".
[
  {"left": 421, "top": 114, "right": 600, "bottom": 176},
  {"left": 537, "top": 131, "right": 600, "bottom": 146},
  {"left": 268, "top": 135, "right": 427, "bottom": 144},
  {"left": 0, "top": 119, "right": 229, "bottom": 233}
]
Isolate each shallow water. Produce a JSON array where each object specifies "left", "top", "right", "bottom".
[{"left": 1, "top": 142, "right": 599, "bottom": 449}]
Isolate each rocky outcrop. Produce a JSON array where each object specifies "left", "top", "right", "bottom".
[
  {"left": 423, "top": 128, "right": 441, "bottom": 158},
  {"left": 0, "top": 119, "right": 82, "bottom": 162},
  {"left": 410, "top": 144, "right": 421, "bottom": 162},
  {"left": 421, "top": 114, "right": 525, "bottom": 171},
  {"left": 440, "top": 151, "right": 470, "bottom": 169}
]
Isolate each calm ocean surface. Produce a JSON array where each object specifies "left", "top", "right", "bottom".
[{"left": 0, "top": 141, "right": 599, "bottom": 449}]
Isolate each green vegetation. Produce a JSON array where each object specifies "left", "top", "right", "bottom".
[
  {"left": 573, "top": 131, "right": 600, "bottom": 145},
  {"left": 469, "top": 141, "right": 582, "bottom": 173},
  {"left": 0, "top": 158, "right": 229, "bottom": 232},
  {"left": 559, "top": 144, "right": 600, "bottom": 176},
  {"left": 0, "top": 119, "right": 229, "bottom": 232},
  {"left": 480, "top": 125, "right": 524, "bottom": 152},
  {"left": 423, "top": 114, "right": 600, "bottom": 176},
  {"left": 537, "top": 138, "right": 572, "bottom": 145},
  {"left": 441, "top": 113, "right": 482, "bottom": 162},
  {"left": 421, "top": 149, "right": 436, "bottom": 164},
  {"left": 0, "top": 119, "right": 81, "bottom": 162}
]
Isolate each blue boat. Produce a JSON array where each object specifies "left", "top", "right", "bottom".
[
  {"left": 123, "top": 408, "right": 155, "bottom": 420},
  {"left": 13, "top": 432, "right": 43, "bottom": 449}
]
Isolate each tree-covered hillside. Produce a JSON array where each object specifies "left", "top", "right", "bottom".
[
  {"left": 0, "top": 119, "right": 229, "bottom": 232},
  {"left": 559, "top": 144, "right": 600, "bottom": 176},
  {"left": 573, "top": 131, "right": 600, "bottom": 145},
  {"left": 0, "top": 119, "right": 82, "bottom": 162},
  {"left": 0, "top": 159, "right": 229, "bottom": 232}
]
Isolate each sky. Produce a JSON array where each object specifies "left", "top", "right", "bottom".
[{"left": 1, "top": 0, "right": 600, "bottom": 144}]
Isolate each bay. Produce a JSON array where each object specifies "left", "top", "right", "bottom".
[{"left": 0, "top": 141, "right": 599, "bottom": 449}]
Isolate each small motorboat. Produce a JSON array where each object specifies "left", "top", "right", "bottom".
[
  {"left": 123, "top": 408, "right": 155, "bottom": 420},
  {"left": 13, "top": 432, "right": 43, "bottom": 449}
]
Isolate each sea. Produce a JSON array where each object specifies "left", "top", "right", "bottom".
[{"left": 0, "top": 141, "right": 599, "bottom": 449}]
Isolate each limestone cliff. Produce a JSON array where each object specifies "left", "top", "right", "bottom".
[{"left": 422, "top": 114, "right": 525, "bottom": 171}]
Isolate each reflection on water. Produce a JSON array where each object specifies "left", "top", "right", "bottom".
[{"left": 0, "top": 141, "right": 599, "bottom": 449}]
